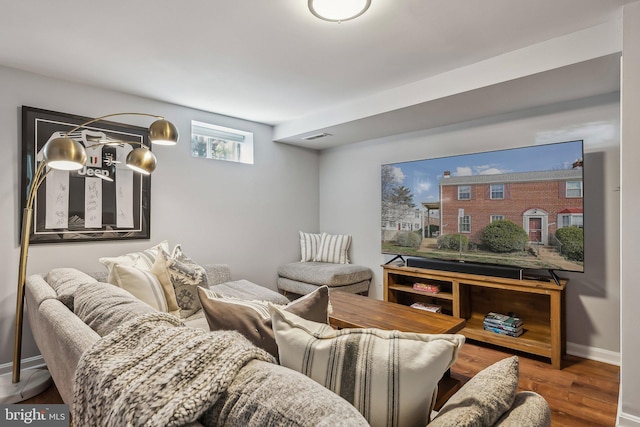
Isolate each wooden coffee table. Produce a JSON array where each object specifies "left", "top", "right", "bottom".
[
  {"left": 329, "top": 291, "right": 465, "bottom": 334},
  {"left": 328, "top": 291, "right": 466, "bottom": 409}
]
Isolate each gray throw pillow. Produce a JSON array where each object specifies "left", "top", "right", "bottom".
[
  {"left": 430, "top": 356, "right": 520, "bottom": 427},
  {"left": 495, "top": 391, "right": 551, "bottom": 427}
]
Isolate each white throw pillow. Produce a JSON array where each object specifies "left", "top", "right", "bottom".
[
  {"left": 270, "top": 305, "right": 465, "bottom": 427},
  {"left": 99, "top": 240, "right": 169, "bottom": 283},
  {"left": 109, "top": 264, "right": 169, "bottom": 312},
  {"left": 299, "top": 231, "right": 322, "bottom": 262},
  {"left": 313, "top": 232, "right": 351, "bottom": 264}
]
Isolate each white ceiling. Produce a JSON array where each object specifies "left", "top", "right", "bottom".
[{"left": 0, "top": 0, "right": 632, "bottom": 148}]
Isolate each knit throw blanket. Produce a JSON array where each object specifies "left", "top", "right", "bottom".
[{"left": 73, "top": 312, "right": 275, "bottom": 427}]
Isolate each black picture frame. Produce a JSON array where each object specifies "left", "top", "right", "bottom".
[{"left": 21, "top": 106, "right": 151, "bottom": 244}]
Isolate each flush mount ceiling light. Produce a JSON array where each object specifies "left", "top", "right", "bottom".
[{"left": 308, "top": 0, "right": 371, "bottom": 22}]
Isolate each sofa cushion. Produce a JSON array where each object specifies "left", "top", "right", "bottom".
[
  {"left": 109, "top": 264, "right": 169, "bottom": 312},
  {"left": 46, "top": 268, "right": 98, "bottom": 311},
  {"left": 429, "top": 356, "right": 520, "bottom": 427},
  {"left": 181, "top": 310, "right": 209, "bottom": 330},
  {"left": 278, "top": 262, "right": 372, "bottom": 287},
  {"left": 204, "top": 359, "right": 369, "bottom": 426},
  {"left": 209, "top": 279, "right": 289, "bottom": 304},
  {"left": 198, "top": 286, "right": 330, "bottom": 359},
  {"left": 313, "top": 232, "right": 351, "bottom": 264},
  {"left": 73, "top": 281, "right": 157, "bottom": 337},
  {"left": 299, "top": 231, "right": 322, "bottom": 262},
  {"left": 271, "top": 306, "right": 465, "bottom": 427},
  {"left": 202, "top": 264, "right": 232, "bottom": 286}
]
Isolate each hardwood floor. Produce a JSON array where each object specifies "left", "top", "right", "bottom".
[
  {"left": 20, "top": 382, "right": 63, "bottom": 405},
  {"left": 18, "top": 343, "right": 620, "bottom": 426}
]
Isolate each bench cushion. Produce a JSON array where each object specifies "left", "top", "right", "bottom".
[
  {"left": 277, "top": 278, "right": 370, "bottom": 296},
  {"left": 277, "top": 262, "right": 372, "bottom": 287}
]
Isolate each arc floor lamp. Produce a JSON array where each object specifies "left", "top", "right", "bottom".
[{"left": 0, "top": 112, "right": 179, "bottom": 403}]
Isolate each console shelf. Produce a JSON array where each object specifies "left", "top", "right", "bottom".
[{"left": 383, "top": 265, "right": 567, "bottom": 369}]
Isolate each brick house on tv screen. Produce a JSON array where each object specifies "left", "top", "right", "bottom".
[{"left": 438, "top": 167, "right": 583, "bottom": 246}]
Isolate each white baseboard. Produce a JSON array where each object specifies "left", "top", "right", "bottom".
[
  {"left": 618, "top": 412, "right": 640, "bottom": 426},
  {"left": 567, "top": 341, "right": 620, "bottom": 366},
  {"left": 0, "top": 356, "right": 46, "bottom": 376}
]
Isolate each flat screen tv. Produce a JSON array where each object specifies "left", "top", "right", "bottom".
[{"left": 381, "top": 140, "right": 584, "bottom": 277}]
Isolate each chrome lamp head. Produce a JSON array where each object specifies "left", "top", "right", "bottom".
[
  {"left": 42, "top": 137, "right": 87, "bottom": 170},
  {"left": 149, "top": 119, "right": 179, "bottom": 146}
]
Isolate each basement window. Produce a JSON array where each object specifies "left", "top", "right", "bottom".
[{"left": 191, "top": 121, "right": 254, "bottom": 164}]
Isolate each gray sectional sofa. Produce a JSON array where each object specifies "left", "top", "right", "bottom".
[
  {"left": 25, "top": 264, "right": 551, "bottom": 426},
  {"left": 25, "top": 266, "right": 368, "bottom": 426}
]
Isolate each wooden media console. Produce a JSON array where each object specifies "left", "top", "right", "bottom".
[{"left": 383, "top": 264, "right": 567, "bottom": 369}]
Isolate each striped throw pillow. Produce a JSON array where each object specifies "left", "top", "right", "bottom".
[
  {"left": 313, "top": 232, "right": 351, "bottom": 264},
  {"left": 271, "top": 306, "right": 465, "bottom": 427},
  {"left": 109, "top": 264, "right": 169, "bottom": 312},
  {"left": 299, "top": 231, "right": 322, "bottom": 262}
]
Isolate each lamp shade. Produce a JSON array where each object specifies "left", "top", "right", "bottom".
[
  {"left": 126, "top": 147, "right": 157, "bottom": 174},
  {"left": 308, "top": 0, "right": 371, "bottom": 22},
  {"left": 42, "top": 137, "right": 87, "bottom": 170},
  {"left": 148, "top": 119, "right": 179, "bottom": 145}
]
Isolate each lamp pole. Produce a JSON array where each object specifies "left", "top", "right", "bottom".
[{"left": 13, "top": 161, "right": 49, "bottom": 383}]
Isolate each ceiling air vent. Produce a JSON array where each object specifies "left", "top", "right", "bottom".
[{"left": 302, "top": 132, "right": 332, "bottom": 141}]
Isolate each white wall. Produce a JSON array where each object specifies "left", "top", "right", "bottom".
[
  {"left": 0, "top": 65, "right": 320, "bottom": 366},
  {"left": 619, "top": 2, "right": 640, "bottom": 425},
  {"left": 319, "top": 93, "right": 621, "bottom": 356}
]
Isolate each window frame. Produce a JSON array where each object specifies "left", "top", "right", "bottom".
[
  {"left": 459, "top": 215, "right": 471, "bottom": 233},
  {"left": 566, "top": 181, "right": 583, "bottom": 198},
  {"left": 191, "top": 120, "right": 254, "bottom": 164},
  {"left": 559, "top": 213, "right": 583, "bottom": 228},
  {"left": 490, "top": 184, "right": 504, "bottom": 200},
  {"left": 458, "top": 185, "right": 471, "bottom": 200}
]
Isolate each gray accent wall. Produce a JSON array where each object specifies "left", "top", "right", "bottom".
[
  {"left": 318, "top": 93, "right": 621, "bottom": 358},
  {"left": 620, "top": 3, "right": 640, "bottom": 425},
  {"left": 0, "top": 65, "right": 319, "bottom": 367}
]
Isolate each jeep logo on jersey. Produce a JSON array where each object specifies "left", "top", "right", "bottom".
[{"left": 74, "top": 166, "right": 111, "bottom": 179}]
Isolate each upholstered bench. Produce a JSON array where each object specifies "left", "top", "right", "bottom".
[
  {"left": 210, "top": 279, "right": 289, "bottom": 304},
  {"left": 277, "top": 262, "right": 373, "bottom": 297}
]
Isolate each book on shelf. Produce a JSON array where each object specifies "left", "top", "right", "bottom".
[
  {"left": 412, "top": 283, "right": 440, "bottom": 294},
  {"left": 410, "top": 302, "right": 442, "bottom": 313},
  {"left": 482, "top": 321, "right": 522, "bottom": 333},
  {"left": 484, "top": 312, "right": 523, "bottom": 328},
  {"left": 483, "top": 325, "right": 524, "bottom": 337}
]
